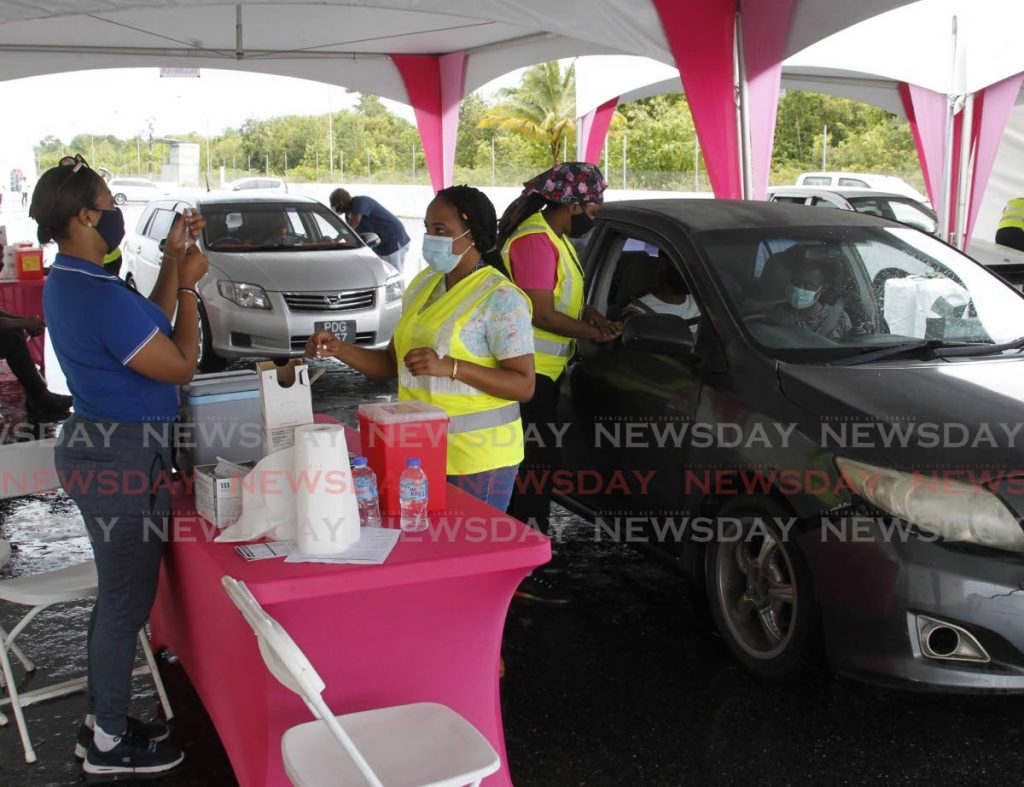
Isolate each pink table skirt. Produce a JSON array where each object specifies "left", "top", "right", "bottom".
[
  {"left": 0, "top": 279, "right": 45, "bottom": 367},
  {"left": 151, "top": 425, "right": 549, "bottom": 787}
]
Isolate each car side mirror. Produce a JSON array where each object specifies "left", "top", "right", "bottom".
[
  {"left": 360, "top": 232, "right": 381, "bottom": 249},
  {"left": 623, "top": 313, "right": 695, "bottom": 356}
]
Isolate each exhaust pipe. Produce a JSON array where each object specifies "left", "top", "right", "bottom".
[{"left": 916, "top": 615, "right": 990, "bottom": 663}]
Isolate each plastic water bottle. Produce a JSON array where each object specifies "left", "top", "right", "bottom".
[
  {"left": 351, "top": 457, "right": 381, "bottom": 527},
  {"left": 399, "top": 458, "right": 429, "bottom": 533}
]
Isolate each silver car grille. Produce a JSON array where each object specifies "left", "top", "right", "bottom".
[{"left": 283, "top": 289, "right": 376, "bottom": 312}]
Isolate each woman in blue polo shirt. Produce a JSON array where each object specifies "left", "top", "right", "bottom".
[{"left": 30, "top": 155, "right": 207, "bottom": 779}]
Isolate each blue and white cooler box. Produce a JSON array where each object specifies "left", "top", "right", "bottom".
[{"left": 178, "top": 370, "right": 265, "bottom": 473}]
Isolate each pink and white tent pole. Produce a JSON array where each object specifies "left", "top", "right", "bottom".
[
  {"left": 578, "top": 1, "right": 796, "bottom": 199},
  {"left": 392, "top": 51, "right": 468, "bottom": 192},
  {"left": 900, "top": 71, "right": 1024, "bottom": 248}
]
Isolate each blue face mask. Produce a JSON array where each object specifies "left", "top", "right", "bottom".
[
  {"left": 422, "top": 230, "right": 470, "bottom": 274},
  {"left": 787, "top": 284, "right": 820, "bottom": 310}
]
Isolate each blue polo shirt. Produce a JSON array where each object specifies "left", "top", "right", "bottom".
[
  {"left": 349, "top": 195, "right": 410, "bottom": 257},
  {"left": 43, "top": 253, "right": 178, "bottom": 422}
]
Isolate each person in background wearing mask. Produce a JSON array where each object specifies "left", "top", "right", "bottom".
[
  {"left": 497, "top": 163, "right": 620, "bottom": 601},
  {"left": 770, "top": 254, "right": 852, "bottom": 341},
  {"left": 308, "top": 185, "right": 534, "bottom": 510},
  {"left": 329, "top": 188, "right": 411, "bottom": 274},
  {"left": 31, "top": 154, "right": 208, "bottom": 778}
]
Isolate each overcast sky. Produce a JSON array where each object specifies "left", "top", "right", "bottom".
[{"left": 0, "top": 66, "right": 521, "bottom": 180}]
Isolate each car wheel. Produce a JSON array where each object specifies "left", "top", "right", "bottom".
[
  {"left": 114, "top": 193, "right": 127, "bottom": 205},
  {"left": 705, "top": 497, "right": 819, "bottom": 680},
  {"left": 198, "top": 302, "right": 227, "bottom": 373},
  {"left": 124, "top": 273, "right": 138, "bottom": 292}
]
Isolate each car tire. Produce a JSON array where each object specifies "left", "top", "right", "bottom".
[
  {"left": 124, "top": 273, "right": 138, "bottom": 292},
  {"left": 705, "top": 496, "right": 820, "bottom": 680},
  {"left": 114, "top": 193, "right": 127, "bottom": 205},
  {"left": 198, "top": 302, "right": 227, "bottom": 373}
]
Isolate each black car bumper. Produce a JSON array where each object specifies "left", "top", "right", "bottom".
[{"left": 801, "top": 517, "right": 1024, "bottom": 692}]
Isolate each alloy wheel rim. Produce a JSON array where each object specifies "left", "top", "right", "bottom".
[{"left": 715, "top": 518, "right": 798, "bottom": 660}]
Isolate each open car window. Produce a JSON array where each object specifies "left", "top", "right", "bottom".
[
  {"left": 200, "top": 202, "right": 360, "bottom": 252},
  {"left": 692, "top": 225, "right": 1023, "bottom": 362}
]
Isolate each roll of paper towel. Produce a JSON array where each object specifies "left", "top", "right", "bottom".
[
  {"left": 216, "top": 423, "right": 360, "bottom": 553},
  {"left": 294, "top": 423, "right": 360, "bottom": 555}
]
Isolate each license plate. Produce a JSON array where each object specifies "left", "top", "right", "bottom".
[{"left": 314, "top": 319, "right": 356, "bottom": 342}]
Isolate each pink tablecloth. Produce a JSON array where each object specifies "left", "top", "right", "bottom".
[
  {"left": 0, "top": 279, "right": 45, "bottom": 368},
  {"left": 150, "top": 423, "right": 549, "bottom": 787}
]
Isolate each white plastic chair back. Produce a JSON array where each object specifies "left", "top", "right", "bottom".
[
  {"left": 220, "top": 576, "right": 384, "bottom": 787},
  {"left": 0, "top": 438, "right": 58, "bottom": 499}
]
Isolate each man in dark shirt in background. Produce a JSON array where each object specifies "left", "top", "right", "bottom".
[{"left": 329, "top": 188, "right": 411, "bottom": 274}]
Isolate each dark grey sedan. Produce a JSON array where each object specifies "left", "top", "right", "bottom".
[{"left": 555, "top": 199, "right": 1024, "bottom": 691}]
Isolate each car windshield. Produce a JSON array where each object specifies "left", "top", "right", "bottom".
[
  {"left": 200, "top": 201, "right": 360, "bottom": 252},
  {"left": 692, "top": 225, "right": 1024, "bottom": 362}
]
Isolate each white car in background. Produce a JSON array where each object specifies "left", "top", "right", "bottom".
[
  {"left": 228, "top": 177, "right": 288, "bottom": 193},
  {"left": 108, "top": 177, "right": 163, "bottom": 205},
  {"left": 121, "top": 194, "right": 403, "bottom": 371},
  {"left": 795, "top": 172, "right": 930, "bottom": 205},
  {"left": 768, "top": 186, "right": 1024, "bottom": 289}
]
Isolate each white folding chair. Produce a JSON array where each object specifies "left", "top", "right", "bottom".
[
  {"left": 222, "top": 576, "right": 501, "bottom": 787},
  {"left": 0, "top": 438, "right": 173, "bottom": 763}
]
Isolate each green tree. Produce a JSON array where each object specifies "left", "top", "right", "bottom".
[{"left": 479, "top": 61, "right": 576, "bottom": 167}]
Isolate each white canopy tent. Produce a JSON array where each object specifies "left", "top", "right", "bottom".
[{"left": 0, "top": 0, "right": 913, "bottom": 192}]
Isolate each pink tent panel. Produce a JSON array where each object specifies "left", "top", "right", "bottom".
[
  {"left": 743, "top": 0, "right": 797, "bottom": 200},
  {"left": 967, "top": 71, "right": 1024, "bottom": 240},
  {"left": 652, "top": 0, "right": 741, "bottom": 198},
  {"left": 580, "top": 98, "right": 618, "bottom": 167},
  {"left": 392, "top": 51, "right": 467, "bottom": 192}
]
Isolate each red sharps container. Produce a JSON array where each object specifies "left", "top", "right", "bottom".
[{"left": 357, "top": 401, "right": 449, "bottom": 516}]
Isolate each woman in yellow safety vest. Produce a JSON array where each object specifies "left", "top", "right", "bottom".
[
  {"left": 496, "top": 162, "right": 621, "bottom": 540},
  {"left": 306, "top": 185, "right": 535, "bottom": 511}
]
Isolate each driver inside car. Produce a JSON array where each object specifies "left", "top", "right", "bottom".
[{"left": 769, "top": 250, "right": 853, "bottom": 341}]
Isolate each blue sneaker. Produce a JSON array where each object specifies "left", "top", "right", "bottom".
[{"left": 82, "top": 730, "right": 183, "bottom": 780}]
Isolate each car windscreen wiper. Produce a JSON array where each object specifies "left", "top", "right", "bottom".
[
  {"left": 932, "top": 335, "right": 1024, "bottom": 357},
  {"left": 829, "top": 338, "right": 978, "bottom": 366}
]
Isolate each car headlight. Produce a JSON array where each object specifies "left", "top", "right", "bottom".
[
  {"left": 836, "top": 457, "right": 1024, "bottom": 552},
  {"left": 217, "top": 281, "right": 271, "bottom": 310},
  {"left": 384, "top": 276, "right": 403, "bottom": 303}
]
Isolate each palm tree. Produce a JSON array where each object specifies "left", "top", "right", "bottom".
[{"left": 479, "top": 61, "right": 576, "bottom": 167}]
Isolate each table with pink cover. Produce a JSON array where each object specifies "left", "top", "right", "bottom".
[
  {"left": 0, "top": 279, "right": 44, "bottom": 367},
  {"left": 150, "top": 423, "right": 549, "bottom": 787}
]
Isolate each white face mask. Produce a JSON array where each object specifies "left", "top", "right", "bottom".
[
  {"left": 421, "top": 229, "right": 471, "bottom": 273},
  {"left": 787, "top": 284, "right": 821, "bottom": 310}
]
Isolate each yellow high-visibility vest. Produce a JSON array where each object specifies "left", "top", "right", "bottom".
[
  {"left": 393, "top": 266, "right": 528, "bottom": 476},
  {"left": 501, "top": 211, "right": 585, "bottom": 381},
  {"left": 997, "top": 198, "right": 1024, "bottom": 232}
]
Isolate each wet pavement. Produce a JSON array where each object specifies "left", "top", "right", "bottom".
[{"left": 1, "top": 360, "right": 1023, "bottom": 785}]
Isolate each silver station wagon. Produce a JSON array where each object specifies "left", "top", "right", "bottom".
[{"left": 122, "top": 194, "right": 404, "bottom": 371}]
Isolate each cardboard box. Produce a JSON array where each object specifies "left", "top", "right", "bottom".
[
  {"left": 257, "top": 360, "right": 313, "bottom": 455},
  {"left": 194, "top": 463, "right": 253, "bottom": 530}
]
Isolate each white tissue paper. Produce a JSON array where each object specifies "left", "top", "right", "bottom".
[{"left": 215, "top": 424, "right": 360, "bottom": 554}]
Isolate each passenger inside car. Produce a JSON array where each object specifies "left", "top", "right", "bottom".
[
  {"left": 766, "top": 245, "right": 854, "bottom": 341},
  {"left": 620, "top": 257, "right": 701, "bottom": 333}
]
